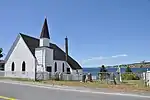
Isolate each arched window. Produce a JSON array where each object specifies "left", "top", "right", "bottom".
[
  {"left": 54, "top": 62, "right": 57, "bottom": 72},
  {"left": 11, "top": 62, "right": 15, "bottom": 71},
  {"left": 22, "top": 61, "right": 26, "bottom": 71},
  {"left": 62, "top": 63, "right": 65, "bottom": 72}
]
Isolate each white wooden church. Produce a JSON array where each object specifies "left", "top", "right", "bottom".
[{"left": 4, "top": 18, "right": 83, "bottom": 80}]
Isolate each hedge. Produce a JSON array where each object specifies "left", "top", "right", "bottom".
[{"left": 121, "top": 73, "right": 140, "bottom": 80}]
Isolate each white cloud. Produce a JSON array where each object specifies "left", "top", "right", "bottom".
[
  {"left": 80, "top": 54, "right": 128, "bottom": 66},
  {"left": 81, "top": 56, "right": 105, "bottom": 64},
  {"left": 111, "top": 54, "right": 128, "bottom": 58}
]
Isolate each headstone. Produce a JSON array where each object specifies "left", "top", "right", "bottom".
[
  {"left": 82, "top": 74, "right": 86, "bottom": 82},
  {"left": 87, "top": 73, "right": 93, "bottom": 82},
  {"left": 54, "top": 72, "right": 59, "bottom": 81},
  {"left": 59, "top": 72, "right": 63, "bottom": 80}
]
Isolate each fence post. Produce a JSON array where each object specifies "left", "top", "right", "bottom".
[{"left": 145, "top": 71, "right": 147, "bottom": 87}]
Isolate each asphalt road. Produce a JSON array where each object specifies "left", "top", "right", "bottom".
[{"left": 0, "top": 81, "right": 150, "bottom": 100}]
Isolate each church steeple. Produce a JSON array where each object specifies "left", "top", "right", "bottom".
[
  {"left": 39, "top": 18, "right": 50, "bottom": 47},
  {"left": 40, "top": 18, "right": 50, "bottom": 39}
]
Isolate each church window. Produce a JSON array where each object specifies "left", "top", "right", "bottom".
[
  {"left": 22, "top": 61, "right": 26, "bottom": 71},
  {"left": 46, "top": 66, "right": 52, "bottom": 72},
  {"left": 67, "top": 68, "right": 71, "bottom": 74},
  {"left": 62, "top": 63, "right": 65, "bottom": 72},
  {"left": 11, "top": 62, "right": 15, "bottom": 71},
  {"left": 54, "top": 62, "right": 57, "bottom": 72}
]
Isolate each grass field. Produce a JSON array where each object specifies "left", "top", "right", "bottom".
[{"left": 41, "top": 79, "right": 150, "bottom": 92}]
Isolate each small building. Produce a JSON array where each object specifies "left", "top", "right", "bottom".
[{"left": 4, "top": 18, "right": 83, "bottom": 80}]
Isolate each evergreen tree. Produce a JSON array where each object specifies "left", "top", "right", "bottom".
[
  {"left": 99, "top": 65, "right": 108, "bottom": 80},
  {"left": 0, "top": 48, "right": 3, "bottom": 58},
  {"left": 100, "top": 65, "right": 107, "bottom": 72},
  {"left": 125, "top": 66, "right": 132, "bottom": 72}
]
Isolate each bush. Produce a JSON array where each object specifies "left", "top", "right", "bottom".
[
  {"left": 121, "top": 73, "right": 140, "bottom": 80},
  {"left": 99, "top": 65, "right": 108, "bottom": 80},
  {"left": 0, "top": 48, "right": 3, "bottom": 58},
  {"left": 125, "top": 66, "right": 132, "bottom": 72}
]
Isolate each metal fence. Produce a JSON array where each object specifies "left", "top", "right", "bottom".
[
  {"left": 35, "top": 72, "right": 83, "bottom": 81},
  {"left": 85, "top": 71, "right": 150, "bottom": 86},
  {"left": 0, "top": 71, "right": 4, "bottom": 77},
  {"left": 0, "top": 71, "right": 83, "bottom": 81},
  {"left": 0, "top": 71, "right": 150, "bottom": 87}
]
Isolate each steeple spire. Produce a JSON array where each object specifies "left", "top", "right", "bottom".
[{"left": 40, "top": 18, "right": 50, "bottom": 39}]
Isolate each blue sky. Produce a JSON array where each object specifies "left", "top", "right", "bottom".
[{"left": 0, "top": 0, "right": 150, "bottom": 67}]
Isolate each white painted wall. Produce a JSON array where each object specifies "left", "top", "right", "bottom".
[
  {"left": 39, "top": 38, "right": 50, "bottom": 47},
  {"left": 53, "top": 60, "right": 66, "bottom": 74},
  {"left": 71, "top": 69, "right": 83, "bottom": 75},
  {"left": 35, "top": 48, "right": 45, "bottom": 72},
  {"left": 5, "top": 35, "right": 35, "bottom": 79},
  {"left": 35, "top": 47, "right": 53, "bottom": 72},
  {"left": 45, "top": 47, "right": 53, "bottom": 67},
  {"left": 65, "top": 62, "right": 83, "bottom": 75},
  {"left": 53, "top": 60, "right": 83, "bottom": 75}
]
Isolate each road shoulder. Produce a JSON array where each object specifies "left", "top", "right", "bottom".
[{"left": 0, "top": 80, "right": 150, "bottom": 99}]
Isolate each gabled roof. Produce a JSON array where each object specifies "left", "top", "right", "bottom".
[
  {"left": 40, "top": 18, "right": 50, "bottom": 39},
  {"left": 20, "top": 33, "right": 82, "bottom": 69}
]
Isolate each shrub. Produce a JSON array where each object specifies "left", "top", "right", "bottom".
[
  {"left": 99, "top": 65, "right": 108, "bottom": 80},
  {"left": 121, "top": 73, "right": 140, "bottom": 80},
  {"left": 100, "top": 65, "right": 107, "bottom": 72},
  {"left": 0, "top": 48, "right": 3, "bottom": 58},
  {"left": 125, "top": 66, "right": 132, "bottom": 72}
]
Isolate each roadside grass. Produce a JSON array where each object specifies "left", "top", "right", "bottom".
[
  {"left": 0, "top": 76, "right": 34, "bottom": 82},
  {"left": 118, "top": 80, "right": 150, "bottom": 92},
  {"left": 39, "top": 80, "right": 150, "bottom": 92},
  {"left": 0, "top": 77, "right": 150, "bottom": 92},
  {"left": 122, "top": 80, "right": 145, "bottom": 87},
  {"left": 42, "top": 80, "right": 109, "bottom": 88}
]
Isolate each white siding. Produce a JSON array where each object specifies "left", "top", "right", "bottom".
[
  {"left": 65, "top": 62, "right": 83, "bottom": 74},
  {"left": 53, "top": 60, "right": 66, "bottom": 74},
  {"left": 39, "top": 38, "right": 49, "bottom": 47},
  {"left": 45, "top": 47, "right": 53, "bottom": 67},
  {"left": 35, "top": 49, "right": 43, "bottom": 66},
  {"left": 35, "top": 48, "right": 45, "bottom": 72},
  {"left": 53, "top": 60, "right": 83, "bottom": 75},
  {"left": 5, "top": 35, "right": 35, "bottom": 79},
  {"left": 71, "top": 69, "right": 83, "bottom": 75},
  {"left": 35, "top": 47, "right": 53, "bottom": 72}
]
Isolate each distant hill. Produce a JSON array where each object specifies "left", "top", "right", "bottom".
[
  {"left": 106, "top": 62, "right": 150, "bottom": 68},
  {"left": 127, "top": 62, "right": 150, "bottom": 68}
]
